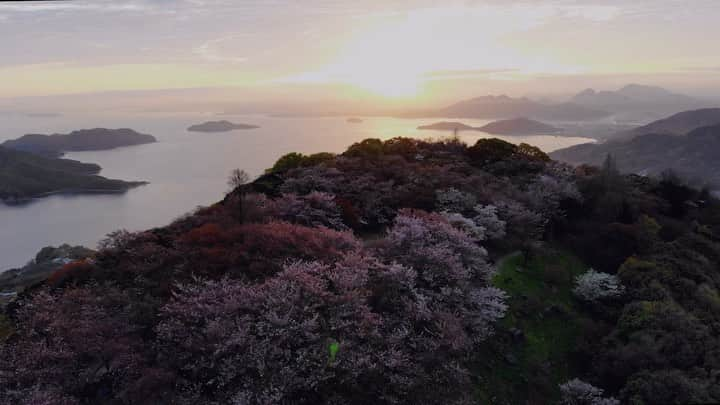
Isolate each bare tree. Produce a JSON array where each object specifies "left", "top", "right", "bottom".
[{"left": 227, "top": 169, "right": 250, "bottom": 190}]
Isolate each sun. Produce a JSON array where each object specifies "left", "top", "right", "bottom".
[{"left": 287, "top": 18, "right": 434, "bottom": 99}]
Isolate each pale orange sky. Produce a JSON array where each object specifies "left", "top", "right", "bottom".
[{"left": 1, "top": 0, "right": 720, "bottom": 106}]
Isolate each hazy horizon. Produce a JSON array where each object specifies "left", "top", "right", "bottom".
[{"left": 3, "top": 0, "right": 720, "bottom": 113}]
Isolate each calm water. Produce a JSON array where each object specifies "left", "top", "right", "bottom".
[{"left": 0, "top": 112, "right": 594, "bottom": 270}]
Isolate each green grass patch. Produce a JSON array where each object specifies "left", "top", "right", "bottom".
[{"left": 474, "top": 248, "right": 592, "bottom": 404}]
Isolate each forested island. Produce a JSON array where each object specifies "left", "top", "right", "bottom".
[
  {"left": 1, "top": 128, "right": 157, "bottom": 158},
  {"left": 187, "top": 120, "right": 260, "bottom": 132},
  {"left": 2, "top": 136, "right": 719, "bottom": 404},
  {"left": 418, "top": 118, "right": 561, "bottom": 135},
  {"left": 0, "top": 146, "right": 146, "bottom": 204}
]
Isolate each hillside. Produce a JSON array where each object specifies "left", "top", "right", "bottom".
[
  {"left": 551, "top": 123, "right": 720, "bottom": 187},
  {"left": 2, "top": 137, "right": 720, "bottom": 404},
  {"left": 403, "top": 95, "right": 610, "bottom": 121},
  {"left": 0, "top": 146, "right": 146, "bottom": 203},
  {"left": 1, "top": 128, "right": 157, "bottom": 157},
  {"left": 615, "top": 108, "right": 720, "bottom": 139}
]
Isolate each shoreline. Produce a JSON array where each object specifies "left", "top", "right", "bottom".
[{"left": 1, "top": 182, "right": 149, "bottom": 206}]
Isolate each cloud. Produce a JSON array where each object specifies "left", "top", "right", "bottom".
[{"left": 193, "top": 35, "right": 250, "bottom": 64}]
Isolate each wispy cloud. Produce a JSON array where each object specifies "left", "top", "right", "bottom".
[{"left": 193, "top": 35, "right": 251, "bottom": 64}]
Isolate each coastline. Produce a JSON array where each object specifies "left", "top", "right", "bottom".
[{"left": 1, "top": 182, "right": 149, "bottom": 206}]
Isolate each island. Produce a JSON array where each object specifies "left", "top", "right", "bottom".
[
  {"left": 1, "top": 128, "right": 157, "bottom": 158},
  {"left": 187, "top": 120, "right": 260, "bottom": 133},
  {"left": 477, "top": 118, "right": 562, "bottom": 135},
  {"left": 417, "top": 121, "right": 476, "bottom": 131},
  {"left": 0, "top": 146, "right": 147, "bottom": 204},
  {"left": 346, "top": 118, "right": 363, "bottom": 124},
  {"left": 417, "top": 118, "right": 561, "bottom": 135}
]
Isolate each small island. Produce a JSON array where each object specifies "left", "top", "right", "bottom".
[
  {"left": 347, "top": 118, "right": 363, "bottom": 124},
  {"left": 418, "top": 118, "right": 562, "bottom": 135},
  {"left": 1, "top": 128, "right": 157, "bottom": 158},
  {"left": 417, "top": 121, "right": 476, "bottom": 131},
  {"left": 187, "top": 120, "right": 260, "bottom": 133},
  {"left": 0, "top": 146, "right": 147, "bottom": 204},
  {"left": 478, "top": 118, "right": 562, "bottom": 135}
]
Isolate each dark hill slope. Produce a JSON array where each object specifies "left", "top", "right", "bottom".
[
  {"left": 617, "top": 108, "right": 720, "bottom": 139},
  {"left": 551, "top": 123, "right": 720, "bottom": 186}
]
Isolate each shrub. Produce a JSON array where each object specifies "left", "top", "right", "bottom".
[
  {"left": 267, "top": 152, "right": 307, "bottom": 173},
  {"left": 472, "top": 204, "right": 507, "bottom": 240},
  {"left": 344, "top": 138, "right": 384, "bottom": 158},
  {"left": 467, "top": 138, "right": 517, "bottom": 164},
  {"left": 436, "top": 188, "right": 477, "bottom": 213},
  {"left": 573, "top": 269, "right": 625, "bottom": 302},
  {"left": 559, "top": 379, "right": 619, "bottom": 405},
  {"left": 271, "top": 192, "right": 348, "bottom": 230}
]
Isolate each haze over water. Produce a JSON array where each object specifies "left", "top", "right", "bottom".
[{"left": 0, "top": 112, "right": 592, "bottom": 270}]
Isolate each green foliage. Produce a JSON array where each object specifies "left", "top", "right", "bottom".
[
  {"left": 344, "top": 138, "right": 385, "bottom": 158},
  {"left": 266, "top": 151, "right": 336, "bottom": 173},
  {"left": 475, "top": 249, "right": 593, "bottom": 404},
  {"left": 267, "top": 152, "right": 307, "bottom": 173},
  {"left": 328, "top": 341, "right": 340, "bottom": 364},
  {"left": 467, "top": 138, "right": 518, "bottom": 163}
]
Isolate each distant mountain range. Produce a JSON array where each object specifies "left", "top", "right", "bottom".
[
  {"left": 400, "top": 84, "right": 716, "bottom": 126},
  {"left": 402, "top": 95, "right": 611, "bottom": 122},
  {"left": 187, "top": 120, "right": 260, "bottom": 133},
  {"left": 0, "top": 146, "right": 146, "bottom": 204},
  {"left": 418, "top": 118, "right": 561, "bottom": 135},
  {"left": 551, "top": 109, "right": 720, "bottom": 187},
  {"left": 571, "top": 84, "right": 711, "bottom": 119},
  {"left": 1, "top": 128, "right": 156, "bottom": 158}
]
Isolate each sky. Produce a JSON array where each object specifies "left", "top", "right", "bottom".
[{"left": 1, "top": 0, "right": 720, "bottom": 109}]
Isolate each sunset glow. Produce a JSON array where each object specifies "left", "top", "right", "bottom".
[{"left": 1, "top": 1, "right": 719, "bottom": 104}]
